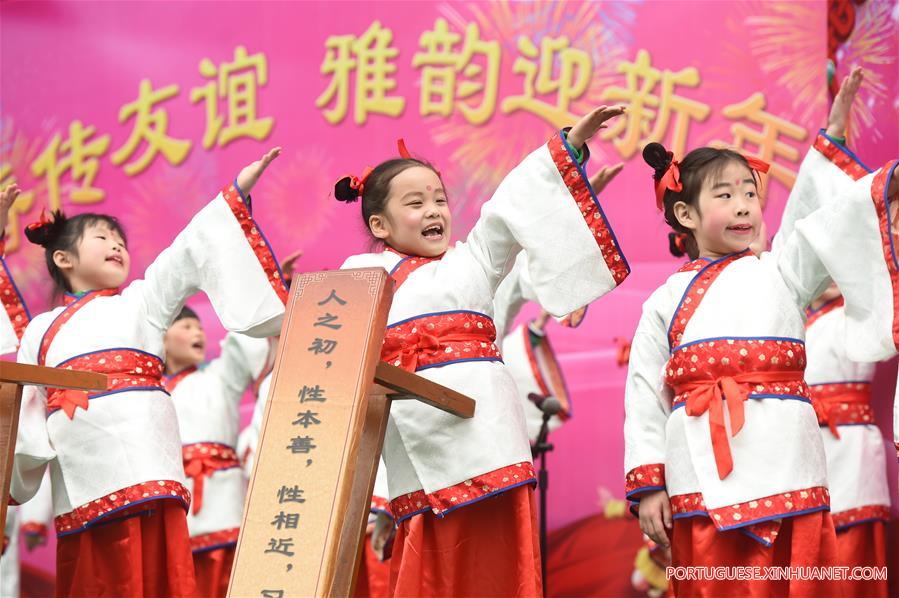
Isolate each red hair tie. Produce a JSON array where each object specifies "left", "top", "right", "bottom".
[
  {"left": 742, "top": 155, "right": 770, "bottom": 174},
  {"left": 349, "top": 166, "right": 374, "bottom": 196},
  {"left": 397, "top": 138, "right": 441, "bottom": 177},
  {"left": 654, "top": 159, "right": 682, "bottom": 210},
  {"left": 397, "top": 138, "right": 411, "bottom": 159},
  {"left": 26, "top": 208, "right": 54, "bottom": 233}
]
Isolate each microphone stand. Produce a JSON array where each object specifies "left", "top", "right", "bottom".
[{"left": 532, "top": 410, "right": 554, "bottom": 598}]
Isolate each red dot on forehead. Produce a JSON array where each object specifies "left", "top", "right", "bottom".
[{"left": 426, "top": 185, "right": 432, "bottom": 191}]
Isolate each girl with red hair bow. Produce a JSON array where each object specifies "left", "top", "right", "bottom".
[
  {"left": 334, "top": 106, "right": 630, "bottom": 597},
  {"left": 624, "top": 68, "right": 899, "bottom": 595},
  {"left": 12, "top": 148, "right": 287, "bottom": 597}
]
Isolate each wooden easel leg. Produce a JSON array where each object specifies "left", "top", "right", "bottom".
[
  {"left": 0, "top": 382, "right": 24, "bottom": 536},
  {"left": 333, "top": 389, "right": 392, "bottom": 598}
]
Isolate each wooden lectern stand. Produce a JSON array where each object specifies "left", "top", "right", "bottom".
[
  {"left": 0, "top": 362, "right": 108, "bottom": 534},
  {"left": 230, "top": 268, "right": 476, "bottom": 597}
]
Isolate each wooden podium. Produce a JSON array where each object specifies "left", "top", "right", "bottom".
[
  {"left": 230, "top": 268, "right": 476, "bottom": 597},
  {"left": 0, "top": 361, "right": 108, "bottom": 533}
]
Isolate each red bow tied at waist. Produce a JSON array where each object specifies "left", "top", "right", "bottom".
[
  {"left": 182, "top": 443, "right": 239, "bottom": 515},
  {"left": 46, "top": 350, "right": 165, "bottom": 419},
  {"left": 676, "top": 370, "right": 804, "bottom": 480},
  {"left": 810, "top": 383, "right": 872, "bottom": 439},
  {"left": 380, "top": 313, "right": 500, "bottom": 373}
]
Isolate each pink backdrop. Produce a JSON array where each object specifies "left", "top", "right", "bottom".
[{"left": 2, "top": 0, "right": 897, "bottom": 576}]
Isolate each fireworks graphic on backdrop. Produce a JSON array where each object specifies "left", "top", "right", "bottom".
[
  {"left": 249, "top": 148, "right": 335, "bottom": 254},
  {"left": 741, "top": 1, "right": 827, "bottom": 127},
  {"left": 429, "top": 0, "right": 639, "bottom": 230},
  {"left": 831, "top": 0, "right": 895, "bottom": 145},
  {"left": 122, "top": 159, "right": 220, "bottom": 274}
]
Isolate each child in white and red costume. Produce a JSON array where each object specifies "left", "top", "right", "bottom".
[
  {"left": 624, "top": 70, "right": 899, "bottom": 596},
  {"left": 12, "top": 149, "right": 287, "bottom": 597}
]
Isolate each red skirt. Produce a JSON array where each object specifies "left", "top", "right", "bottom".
[
  {"left": 836, "top": 520, "right": 887, "bottom": 598},
  {"left": 56, "top": 499, "right": 197, "bottom": 598},
  {"left": 354, "top": 533, "right": 390, "bottom": 598},
  {"left": 194, "top": 544, "right": 236, "bottom": 598},
  {"left": 389, "top": 484, "right": 542, "bottom": 597},
  {"left": 671, "top": 510, "right": 840, "bottom": 597}
]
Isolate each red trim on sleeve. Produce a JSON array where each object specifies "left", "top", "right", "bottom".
[
  {"left": 547, "top": 132, "right": 629, "bottom": 286},
  {"left": 221, "top": 184, "right": 289, "bottom": 306},
  {"left": 869, "top": 162, "right": 899, "bottom": 350},
  {"left": 0, "top": 256, "right": 28, "bottom": 343},
  {"left": 813, "top": 132, "right": 870, "bottom": 181},
  {"left": 625, "top": 463, "right": 666, "bottom": 498}
]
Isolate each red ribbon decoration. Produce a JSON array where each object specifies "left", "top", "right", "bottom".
[
  {"left": 677, "top": 370, "right": 804, "bottom": 480},
  {"left": 743, "top": 155, "right": 771, "bottom": 174},
  {"left": 47, "top": 389, "right": 90, "bottom": 420},
  {"left": 811, "top": 385, "right": 871, "bottom": 440},
  {"left": 182, "top": 444, "right": 239, "bottom": 515},
  {"left": 25, "top": 208, "right": 54, "bottom": 234},
  {"left": 654, "top": 159, "right": 682, "bottom": 210},
  {"left": 654, "top": 154, "right": 770, "bottom": 211},
  {"left": 381, "top": 329, "right": 492, "bottom": 372},
  {"left": 348, "top": 165, "right": 374, "bottom": 198},
  {"left": 397, "top": 138, "right": 412, "bottom": 159}
]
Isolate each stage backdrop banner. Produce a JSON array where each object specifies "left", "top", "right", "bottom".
[{"left": 3, "top": 2, "right": 897, "bottom": 572}]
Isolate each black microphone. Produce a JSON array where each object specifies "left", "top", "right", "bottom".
[{"left": 528, "top": 393, "right": 562, "bottom": 416}]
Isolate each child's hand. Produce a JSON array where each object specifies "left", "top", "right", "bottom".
[
  {"left": 589, "top": 163, "right": 625, "bottom": 195},
  {"left": 750, "top": 219, "right": 769, "bottom": 256},
  {"left": 563, "top": 305, "right": 588, "bottom": 328},
  {"left": 236, "top": 147, "right": 282, "bottom": 196},
  {"left": 280, "top": 249, "right": 303, "bottom": 281},
  {"left": 567, "top": 106, "right": 626, "bottom": 151},
  {"left": 0, "top": 183, "right": 22, "bottom": 237},
  {"left": 825, "top": 67, "right": 863, "bottom": 140},
  {"left": 638, "top": 489, "right": 672, "bottom": 548},
  {"left": 532, "top": 310, "right": 551, "bottom": 333}
]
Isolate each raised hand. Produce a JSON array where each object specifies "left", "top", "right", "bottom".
[
  {"left": 236, "top": 147, "right": 282, "bottom": 196},
  {"left": 0, "top": 183, "right": 22, "bottom": 236},
  {"left": 589, "top": 163, "right": 625, "bottom": 195},
  {"left": 567, "top": 105, "right": 626, "bottom": 151},
  {"left": 825, "top": 67, "right": 863, "bottom": 139},
  {"left": 280, "top": 249, "right": 303, "bottom": 281}
]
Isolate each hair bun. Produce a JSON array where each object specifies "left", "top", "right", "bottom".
[
  {"left": 24, "top": 210, "right": 66, "bottom": 248},
  {"left": 334, "top": 176, "right": 361, "bottom": 203},
  {"left": 668, "top": 231, "right": 687, "bottom": 258},
  {"left": 642, "top": 142, "right": 673, "bottom": 179}
]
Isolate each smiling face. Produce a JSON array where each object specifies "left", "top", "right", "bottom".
[
  {"left": 53, "top": 221, "right": 130, "bottom": 292},
  {"left": 368, "top": 165, "right": 451, "bottom": 257},
  {"left": 164, "top": 316, "right": 207, "bottom": 370},
  {"left": 673, "top": 160, "right": 762, "bottom": 260}
]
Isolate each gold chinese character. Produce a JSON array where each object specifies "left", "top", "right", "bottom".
[
  {"left": 717, "top": 92, "right": 807, "bottom": 189},
  {"left": 111, "top": 79, "right": 191, "bottom": 176},
  {"left": 601, "top": 49, "right": 711, "bottom": 159},
  {"left": 316, "top": 21, "right": 406, "bottom": 125},
  {"left": 500, "top": 35, "right": 591, "bottom": 129},
  {"left": 0, "top": 164, "right": 34, "bottom": 252},
  {"left": 413, "top": 18, "right": 500, "bottom": 125},
  {"left": 191, "top": 46, "right": 274, "bottom": 149},
  {"left": 31, "top": 120, "right": 110, "bottom": 209}
]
